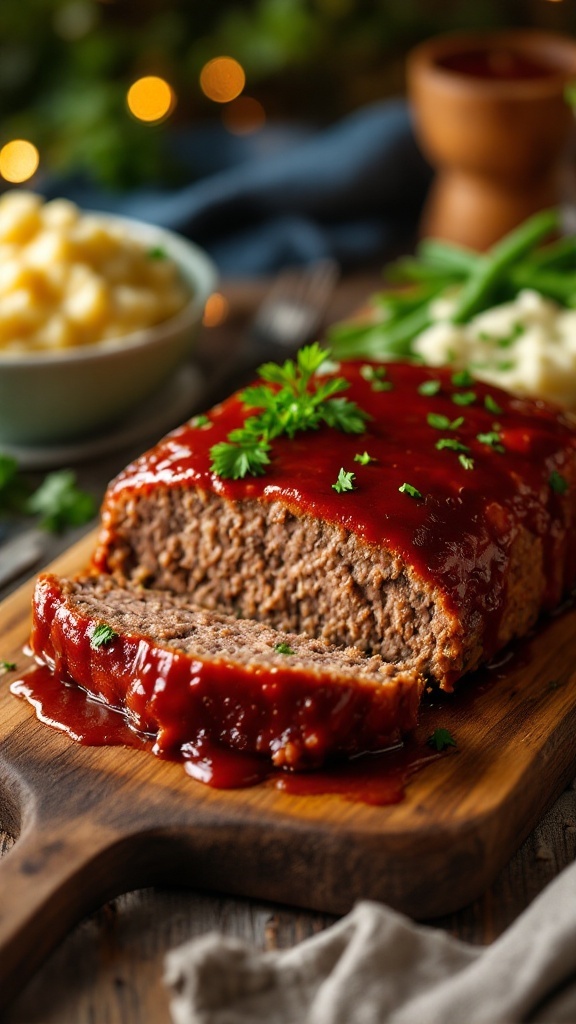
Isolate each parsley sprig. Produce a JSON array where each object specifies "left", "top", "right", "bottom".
[
  {"left": 90, "top": 624, "right": 119, "bottom": 650},
  {"left": 427, "top": 728, "right": 457, "bottom": 752},
  {"left": 210, "top": 344, "right": 370, "bottom": 480}
]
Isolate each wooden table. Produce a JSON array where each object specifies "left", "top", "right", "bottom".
[{"left": 2, "top": 272, "right": 576, "bottom": 1023}]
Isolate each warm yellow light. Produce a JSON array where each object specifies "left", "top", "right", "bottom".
[
  {"left": 202, "top": 292, "right": 230, "bottom": 327},
  {"left": 127, "top": 76, "right": 175, "bottom": 123},
  {"left": 222, "top": 96, "right": 266, "bottom": 135},
  {"left": 0, "top": 140, "right": 40, "bottom": 183},
  {"left": 200, "top": 57, "right": 245, "bottom": 104}
]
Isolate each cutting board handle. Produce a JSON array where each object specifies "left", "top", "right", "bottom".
[{"left": 0, "top": 816, "right": 120, "bottom": 1012}]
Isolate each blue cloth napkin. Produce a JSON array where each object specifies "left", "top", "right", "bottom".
[{"left": 43, "top": 99, "right": 431, "bottom": 275}]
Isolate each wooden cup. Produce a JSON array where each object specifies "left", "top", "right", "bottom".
[{"left": 407, "top": 30, "right": 576, "bottom": 250}]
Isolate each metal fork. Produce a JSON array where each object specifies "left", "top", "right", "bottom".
[
  {"left": 246, "top": 257, "right": 340, "bottom": 363},
  {"left": 206, "top": 258, "right": 340, "bottom": 403}
]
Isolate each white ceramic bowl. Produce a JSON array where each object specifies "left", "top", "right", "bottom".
[{"left": 0, "top": 214, "right": 217, "bottom": 446}]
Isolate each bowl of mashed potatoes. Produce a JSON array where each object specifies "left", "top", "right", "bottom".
[{"left": 0, "top": 191, "right": 217, "bottom": 445}]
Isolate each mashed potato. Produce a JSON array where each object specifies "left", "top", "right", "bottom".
[
  {"left": 0, "top": 191, "right": 190, "bottom": 353},
  {"left": 413, "top": 289, "right": 576, "bottom": 409}
]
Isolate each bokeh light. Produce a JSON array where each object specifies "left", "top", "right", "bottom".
[
  {"left": 222, "top": 96, "right": 266, "bottom": 135},
  {"left": 203, "top": 292, "right": 230, "bottom": 327},
  {"left": 200, "top": 57, "right": 245, "bottom": 104},
  {"left": 0, "top": 140, "right": 40, "bottom": 183},
  {"left": 127, "top": 76, "right": 175, "bottom": 123}
]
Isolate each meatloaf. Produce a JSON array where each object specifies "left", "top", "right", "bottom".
[
  {"left": 93, "top": 361, "right": 576, "bottom": 690},
  {"left": 31, "top": 573, "right": 423, "bottom": 769}
]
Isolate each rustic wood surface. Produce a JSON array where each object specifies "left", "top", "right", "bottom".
[{"left": 1, "top": 273, "right": 576, "bottom": 1023}]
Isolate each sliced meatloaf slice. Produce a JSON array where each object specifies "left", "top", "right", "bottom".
[
  {"left": 93, "top": 361, "right": 576, "bottom": 689},
  {"left": 31, "top": 573, "right": 424, "bottom": 769}
]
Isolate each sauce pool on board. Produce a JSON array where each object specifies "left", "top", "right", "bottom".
[{"left": 11, "top": 664, "right": 444, "bottom": 805}]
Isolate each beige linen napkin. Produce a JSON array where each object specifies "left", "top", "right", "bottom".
[{"left": 164, "top": 857, "right": 576, "bottom": 1024}]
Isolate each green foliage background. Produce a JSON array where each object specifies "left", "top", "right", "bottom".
[{"left": 0, "top": 0, "right": 573, "bottom": 189}]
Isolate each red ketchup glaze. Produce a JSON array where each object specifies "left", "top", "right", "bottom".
[
  {"left": 11, "top": 665, "right": 440, "bottom": 804},
  {"left": 27, "top": 574, "right": 420, "bottom": 772},
  {"left": 94, "top": 362, "right": 576, "bottom": 681}
]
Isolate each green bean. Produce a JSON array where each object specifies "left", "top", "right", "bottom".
[
  {"left": 330, "top": 303, "right": 432, "bottom": 360},
  {"left": 375, "top": 282, "right": 441, "bottom": 316},
  {"left": 384, "top": 257, "right": 458, "bottom": 285},
  {"left": 508, "top": 265, "right": 576, "bottom": 302},
  {"left": 416, "top": 238, "right": 478, "bottom": 274},
  {"left": 451, "top": 208, "right": 560, "bottom": 324},
  {"left": 521, "top": 235, "right": 576, "bottom": 271}
]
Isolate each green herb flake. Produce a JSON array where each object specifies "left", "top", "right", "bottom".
[
  {"left": 210, "top": 437, "right": 271, "bottom": 481},
  {"left": 435, "top": 438, "right": 470, "bottom": 454},
  {"left": 484, "top": 395, "right": 503, "bottom": 415},
  {"left": 497, "top": 360, "right": 516, "bottom": 372},
  {"left": 274, "top": 642, "right": 295, "bottom": 655},
  {"left": 427, "top": 728, "right": 457, "bottom": 752},
  {"left": 0, "top": 660, "right": 16, "bottom": 674},
  {"left": 497, "top": 323, "right": 525, "bottom": 348},
  {"left": 549, "top": 470, "right": 568, "bottom": 495},
  {"left": 399, "top": 482, "right": 422, "bottom": 499},
  {"left": 360, "top": 364, "right": 393, "bottom": 392},
  {"left": 427, "top": 413, "right": 451, "bottom": 431},
  {"left": 24, "top": 470, "right": 96, "bottom": 533},
  {"left": 427, "top": 413, "right": 464, "bottom": 431},
  {"left": 190, "top": 414, "right": 211, "bottom": 429},
  {"left": 458, "top": 453, "right": 475, "bottom": 471},
  {"left": 354, "top": 451, "right": 377, "bottom": 466},
  {"left": 332, "top": 468, "right": 356, "bottom": 494},
  {"left": 418, "top": 379, "right": 441, "bottom": 397},
  {"left": 477, "top": 430, "right": 505, "bottom": 454},
  {"left": 210, "top": 344, "right": 370, "bottom": 480},
  {"left": 451, "top": 369, "right": 474, "bottom": 387},
  {"left": 147, "top": 246, "right": 167, "bottom": 260},
  {"left": 452, "top": 390, "right": 476, "bottom": 407},
  {"left": 90, "top": 624, "right": 119, "bottom": 651}
]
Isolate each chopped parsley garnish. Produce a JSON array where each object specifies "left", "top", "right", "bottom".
[
  {"left": 90, "top": 624, "right": 119, "bottom": 650},
  {"left": 210, "top": 344, "right": 370, "bottom": 480},
  {"left": 24, "top": 470, "right": 96, "bottom": 533},
  {"left": 497, "top": 360, "right": 516, "bottom": 372},
  {"left": 190, "top": 414, "right": 211, "bottom": 429},
  {"left": 360, "top": 364, "right": 393, "bottom": 391},
  {"left": 147, "top": 245, "right": 167, "bottom": 260},
  {"left": 274, "top": 642, "right": 295, "bottom": 655},
  {"left": 451, "top": 369, "right": 474, "bottom": 387},
  {"left": 549, "top": 470, "right": 568, "bottom": 494},
  {"left": 0, "top": 660, "right": 16, "bottom": 673},
  {"left": 477, "top": 430, "right": 505, "bottom": 453},
  {"left": 497, "top": 322, "right": 525, "bottom": 348},
  {"left": 210, "top": 436, "right": 271, "bottom": 481},
  {"left": 332, "top": 468, "right": 356, "bottom": 493},
  {"left": 427, "top": 728, "right": 457, "bottom": 752},
  {"left": 418, "top": 379, "right": 441, "bottom": 397},
  {"left": 458, "top": 454, "right": 475, "bottom": 471},
  {"left": 427, "top": 413, "right": 464, "bottom": 431},
  {"left": 399, "top": 482, "right": 422, "bottom": 499},
  {"left": 452, "top": 391, "right": 476, "bottom": 407},
  {"left": 484, "top": 395, "right": 503, "bottom": 415},
  {"left": 354, "top": 451, "right": 377, "bottom": 466},
  {"left": 435, "top": 438, "right": 470, "bottom": 454}
]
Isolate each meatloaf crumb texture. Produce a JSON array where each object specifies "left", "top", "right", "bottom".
[
  {"left": 31, "top": 574, "right": 424, "bottom": 768},
  {"left": 97, "top": 490, "right": 464, "bottom": 682}
]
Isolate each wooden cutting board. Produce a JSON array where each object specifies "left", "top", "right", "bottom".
[{"left": 2, "top": 532, "right": 576, "bottom": 1011}]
